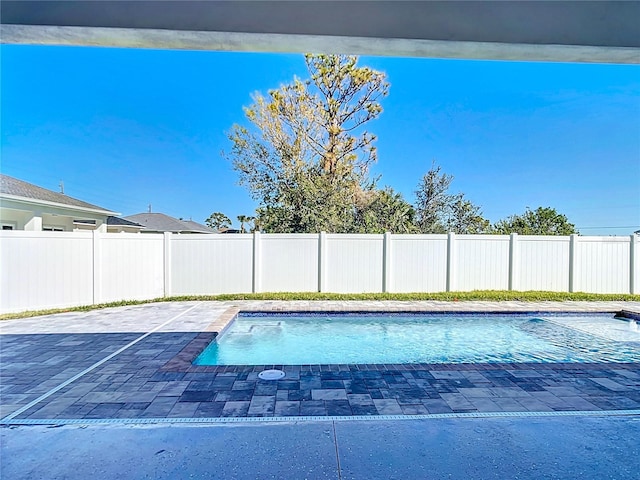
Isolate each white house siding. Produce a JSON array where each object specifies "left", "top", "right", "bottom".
[{"left": 0, "top": 197, "right": 111, "bottom": 231}]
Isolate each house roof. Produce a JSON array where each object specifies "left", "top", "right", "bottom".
[
  {"left": 181, "top": 219, "right": 216, "bottom": 233},
  {"left": 123, "top": 213, "right": 214, "bottom": 233},
  {"left": 0, "top": 174, "right": 118, "bottom": 215},
  {"left": 106, "top": 216, "right": 145, "bottom": 228}
]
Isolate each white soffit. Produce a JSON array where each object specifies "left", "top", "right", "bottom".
[{"left": 1, "top": 1, "right": 639, "bottom": 64}]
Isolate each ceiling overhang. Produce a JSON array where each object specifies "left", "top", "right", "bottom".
[{"left": 1, "top": 1, "right": 639, "bottom": 63}]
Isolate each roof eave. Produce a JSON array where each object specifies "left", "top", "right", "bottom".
[{"left": 0, "top": 193, "right": 119, "bottom": 216}]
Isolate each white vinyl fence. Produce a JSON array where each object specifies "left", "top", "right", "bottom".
[{"left": 1, "top": 231, "right": 638, "bottom": 313}]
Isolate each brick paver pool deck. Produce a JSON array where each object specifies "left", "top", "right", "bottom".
[{"left": 1, "top": 301, "right": 639, "bottom": 423}]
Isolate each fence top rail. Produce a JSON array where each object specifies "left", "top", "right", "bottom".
[
  {"left": 325, "top": 233, "right": 385, "bottom": 240},
  {"left": 576, "top": 236, "right": 634, "bottom": 243},
  {"left": 260, "top": 233, "right": 319, "bottom": 239},
  {"left": 101, "top": 233, "right": 165, "bottom": 240},
  {"left": 0, "top": 230, "right": 93, "bottom": 238},
  {"left": 517, "top": 235, "right": 571, "bottom": 242},
  {"left": 170, "top": 233, "right": 252, "bottom": 240},
  {"left": 390, "top": 234, "right": 449, "bottom": 240},
  {"left": 0, "top": 231, "right": 636, "bottom": 240},
  {"left": 456, "top": 235, "right": 510, "bottom": 241}
]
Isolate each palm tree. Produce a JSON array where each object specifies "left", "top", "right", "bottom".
[
  {"left": 246, "top": 216, "right": 258, "bottom": 233},
  {"left": 237, "top": 215, "right": 248, "bottom": 233}
]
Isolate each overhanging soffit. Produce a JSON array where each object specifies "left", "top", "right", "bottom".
[{"left": 1, "top": 1, "right": 639, "bottom": 63}]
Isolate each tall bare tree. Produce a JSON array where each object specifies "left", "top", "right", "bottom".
[{"left": 227, "top": 54, "right": 401, "bottom": 233}]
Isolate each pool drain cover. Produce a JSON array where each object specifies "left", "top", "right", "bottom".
[{"left": 258, "top": 369, "right": 285, "bottom": 380}]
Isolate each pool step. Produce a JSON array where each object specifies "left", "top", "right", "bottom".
[{"left": 615, "top": 310, "right": 640, "bottom": 322}]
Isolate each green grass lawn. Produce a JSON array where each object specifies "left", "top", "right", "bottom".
[{"left": 1, "top": 290, "right": 639, "bottom": 320}]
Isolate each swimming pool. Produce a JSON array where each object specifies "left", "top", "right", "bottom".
[{"left": 193, "top": 312, "right": 640, "bottom": 366}]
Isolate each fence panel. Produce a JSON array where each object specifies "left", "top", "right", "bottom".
[
  {"left": 390, "top": 235, "right": 448, "bottom": 292},
  {"left": 454, "top": 235, "right": 510, "bottom": 291},
  {"left": 325, "top": 234, "right": 384, "bottom": 293},
  {"left": 517, "top": 236, "right": 570, "bottom": 291},
  {"left": 100, "top": 233, "right": 165, "bottom": 302},
  {"left": 171, "top": 234, "right": 253, "bottom": 295},
  {"left": 574, "top": 236, "right": 631, "bottom": 294},
  {"left": 2, "top": 231, "right": 637, "bottom": 313},
  {"left": 0, "top": 231, "right": 93, "bottom": 313},
  {"left": 260, "top": 234, "right": 319, "bottom": 292}
]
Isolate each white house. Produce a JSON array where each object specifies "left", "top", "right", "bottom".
[{"left": 0, "top": 174, "right": 123, "bottom": 232}]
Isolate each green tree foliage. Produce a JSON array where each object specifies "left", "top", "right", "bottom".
[
  {"left": 353, "top": 188, "right": 419, "bottom": 234},
  {"left": 226, "top": 54, "right": 414, "bottom": 233},
  {"left": 205, "top": 212, "right": 231, "bottom": 230},
  {"left": 414, "top": 163, "right": 489, "bottom": 234},
  {"left": 246, "top": 216, "right": 259, "bottom": 233},
  {"left": 491, "top": 207, "right": 579, "bottom": 235},
  {"left": 414, "top": 163, "right": 454, "bottom": 233},
  {"left": 446, "top": 196, "right": 491, "bottom": 234}
]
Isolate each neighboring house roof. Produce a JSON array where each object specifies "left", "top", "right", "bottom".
[
  {"left": 123, "top": 213, "right": 214, "bottom": 233},
  {"left": 182, "top": 219, "right": 216, "bottom": 233},
  {"left": 0, "top": 174, "right": 118, "bottom": 215},
  {"left": 106, "top": 216, "right": 145, "bottom": 228}
]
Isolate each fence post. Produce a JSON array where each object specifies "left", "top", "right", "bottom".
[
  {"left": 383, "top": 232, "right": 392, "bottom": 293},
  {"left": 446, "top": 232, "right": 456, "bottom": 292},
  {"left": 318, "top": 231, "right": 327, "bottom": 292},
  {"left": 252, "top": 231, "right": 261, "bottom": 293},
  {"left": 164, "top": 232, "right": 172, "bottom": 297},
  {"left": 92, "top": 230, "right": 102, "bottom": 305},
  {"left": 509, "top": 233, "right": 519, "bottom": 291},
  {"left": 569, "top": 234, "right": 578, "bottom": 293},
  {"left": 631, "top": 234, "right": 638, "bottom": 295}
]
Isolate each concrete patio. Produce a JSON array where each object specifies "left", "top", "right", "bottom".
[{"left": 3, "top": 415, "right": 640, "bottom": 479}]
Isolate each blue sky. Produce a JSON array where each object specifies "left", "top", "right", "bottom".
[{"left": 2, "top": 45, "right": 639, "bottom": 234}]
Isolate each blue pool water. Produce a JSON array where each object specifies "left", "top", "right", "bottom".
[{"left": 193, "top": 312, "right": 640, "bottom": 366}]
